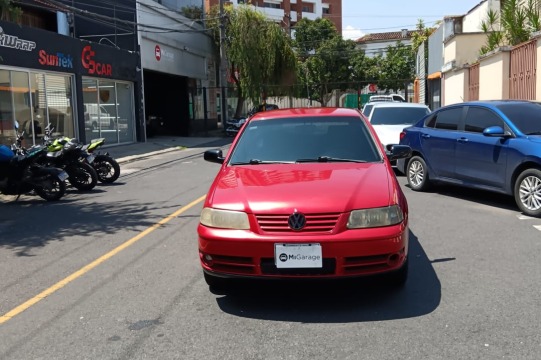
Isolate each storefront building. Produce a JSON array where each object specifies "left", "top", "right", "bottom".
[
  {"left": 137, "top": 0, "right": 217, "bottom": 136},
  {"left": 0, "top": 20, "right": 140, "bottom": 147}
]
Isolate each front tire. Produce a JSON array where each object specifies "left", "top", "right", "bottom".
[
  {"left": 406, "top": 156, "right": 430, "bottom": 191},
  {"left": 34, "top": 175, "right": 66, "bottom": 201},
  {"left": 67, "top": 162, "right": 98, "bottom": 191},
  {"left": 514, "top": 168, "right": 541, "bottom": 217},
  {"left": 93, "top": 155, "right": 120, "bottom": 183}
]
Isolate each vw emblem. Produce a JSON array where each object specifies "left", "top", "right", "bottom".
[{"left": 288, "top": 212, "right": 306, "bottom": 231}]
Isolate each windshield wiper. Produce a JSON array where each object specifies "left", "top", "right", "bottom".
[
  {"left": 230, "top": 159, "right": 295, "bottom": 165},
  {"left": 526, "top": 131, "right": 541, "bottom": 135},
  {"left": 296, "top": 156, "right": 367, "bottom": 163}
]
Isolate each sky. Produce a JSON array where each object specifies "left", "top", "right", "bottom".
[{"left": 342, "top": 0, "right": 484, "bottom": 40}]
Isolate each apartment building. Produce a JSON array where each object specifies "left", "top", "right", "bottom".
[{"left": 204, "top": 0, "right": 342, "bottom": 34}]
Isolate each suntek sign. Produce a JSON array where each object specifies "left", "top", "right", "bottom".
[
  {"left": 38, "top": 50, "right": 73, "bottom": 69},
  {"left": 81, "top": 45, "right": 112, "bottom": 76}
]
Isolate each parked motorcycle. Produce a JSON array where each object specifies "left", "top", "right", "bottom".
[
  {"left": 81, "top": 138, "right": 120, "bottom": 184},
  {"left": 15, "top": 126, "right": 98, "bottom": 192},
  {"left": 41, "top": 124, "right": 119, "bottom": 184},
  {"left": 0, "top": 125, "right": 68, "bottom": 201}
]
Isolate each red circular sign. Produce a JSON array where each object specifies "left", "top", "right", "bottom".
[
  {"left": 369, "top": 83, "right": 377, "bottom": 93},
  {"left": 155, "top": 45, "right": 161, "bottom": 61}
]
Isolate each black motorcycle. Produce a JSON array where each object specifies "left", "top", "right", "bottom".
[
  {"left": 14, "top": 128, "right": 98, "bottom": 192},
  {"left": 0, "top": 143, "right": 67, "bottom": 201}
]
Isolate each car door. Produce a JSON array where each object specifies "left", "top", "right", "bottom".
[
  {"left": 419, "top": 106, "right": 464, "bottom": 178},
  {"left": 454, "top": 106, "right": 509, "bottom": 189}
]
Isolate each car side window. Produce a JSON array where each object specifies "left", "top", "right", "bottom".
[
  {"left": 434, "top": 108, "right": 462, "bottom": 130},
  {"left": 464, "top": 107, "right": 504, "bottom": 133},
  {"left": 424, "top": 114, "right": 437, "bottom": 128}
]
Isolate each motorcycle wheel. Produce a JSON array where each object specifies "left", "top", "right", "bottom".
[
  {"left": 34, "top": 175, "right": 66, "bottom": 201},
  {"left": 67, "top": 162, "right": 98, "bottom": 191},
  {"left": 93, "top": 154, "right": 120, "bottom": 183}
]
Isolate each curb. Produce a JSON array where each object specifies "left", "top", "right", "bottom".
[{"left": 116, "top": 146, "right": 184, "bottom": 164}]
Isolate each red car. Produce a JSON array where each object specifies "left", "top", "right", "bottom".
[{"left": 198, "top": 108, "right": 412, "bottom": 290}]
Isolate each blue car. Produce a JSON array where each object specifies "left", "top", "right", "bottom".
[{"left": 397, "top": 100, "right": 541, "bottom": 217}]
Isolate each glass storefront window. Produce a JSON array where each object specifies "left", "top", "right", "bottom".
[
  {"left": 84, "top": 77, "right": 134, "bottom": 144},
  {"left": 98, "top": 80, "right": 119, "bottom": 144},
  {"left": 46, "top": 74, "right": 74, "bottom": 139},
  {"left": 116, "top": 82, "right": 134, "bottom": 143},
  {"left": 0, "top": 70, "right": 14, "bottom": 146},
  {"left": 0, "top": 69, "right": 135, "bottom": 147},
  {"left": 29, "top": 73, "right": 47, "bottom": 144},
  {"left": 0, "top": 70, "right": 74, "bottom": 147},
  {"left": 11, "top": 71, "right": 32, "bottom": 147}
]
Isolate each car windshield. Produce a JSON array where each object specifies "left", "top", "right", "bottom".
[
  {"left": 229, "top": 116, "right": 382, "bottom": 164},
  {"left": 370, "top": 107, "right": 430, "bottom": 125},
  {"left": 496, "top": 102, "right": 541, "bottom": 134}
]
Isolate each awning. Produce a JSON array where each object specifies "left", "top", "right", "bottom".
[{"left": 428, "top": 71, "right": 442, "bottom": 80}]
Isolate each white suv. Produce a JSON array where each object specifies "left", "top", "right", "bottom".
[{"left": 367, "top": 102, "right": 431, "bottom": 152}]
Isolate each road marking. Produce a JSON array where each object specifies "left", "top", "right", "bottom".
[
  {"left": 517, "top": 214, "right": 537, "bottom": 220},
  {"left": 533, "top": 225, "right": 541, "bottom": 231},
  {"left": 0, "top": 194, "right": 206, "bottom": 325}
]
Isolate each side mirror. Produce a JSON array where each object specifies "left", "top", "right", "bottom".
[
  {"left": 204, "top": 149, "right": 224, "bottom": 164},
  {"left": 14, "top": 120, "right": 19, "bottom": 130},
  {"left": 483, "top": 126, "right": 511, "bottom": 138},
  {"left": 387, "top": 144, "right": 412, "bottom": 161}
]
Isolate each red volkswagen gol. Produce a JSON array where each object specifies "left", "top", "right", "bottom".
[{"left": 198, "top": 108, "right": 412, "bottom": 290}]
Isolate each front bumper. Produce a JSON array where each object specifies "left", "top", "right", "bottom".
[{"left": 198, "top": 222, "right": 408, "bottom": 279}]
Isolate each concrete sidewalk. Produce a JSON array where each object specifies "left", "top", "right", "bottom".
[{"left": 106, "top": 133, "right": 231, "bottom": 164}]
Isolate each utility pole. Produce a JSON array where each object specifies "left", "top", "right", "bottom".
[{"left": 219, "top": 0, "right": 228, "bottom": 125}]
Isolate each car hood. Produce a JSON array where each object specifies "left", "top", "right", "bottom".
[
  {"left": 207, "top": 163, "right": 394, "bottom": 214},
  {"left": 527, "top": 136, "right": 541, "bottom": 143},
  {"left": 371, "top": 124, "right": 411, "bottom": 146}
]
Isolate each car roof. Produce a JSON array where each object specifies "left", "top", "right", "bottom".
[
  {"left": 441, "top": 100, "right": 540, "bottom": 108},
  {"left": 250, "top": 107, "right": 362, "bottom": 121},
  {"left": 370, "top": 102, "right": 430, "bottom": 108}
]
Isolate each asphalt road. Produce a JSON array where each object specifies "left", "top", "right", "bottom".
[{"left": 1, "top": 146, "right": 540, "bottom": 360}]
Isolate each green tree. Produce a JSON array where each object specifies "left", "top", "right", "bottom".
[
  {"left": 377, "top": 41, "right": 415, "bottom": 91},
  {"left": 0, "top": 0, "right": 22, "bottom": 22},
  {"left": 293, "top": 17, "right": 338, "bottom": 56},
  {"left": 349, "top": 50, "right": 382, "bottom": 87},
  {"left": 302, "top": 36, "right": 357, "bottom": 106},
  {"left": 293, "top": 18, "right": 356, "bottom": 105},
  {"left": 411, "top": 19, "right": 436, "bottom": 53},
  {"left": 480, "top": 0, "right": 541, "bottom": 55},
  {"left": 206, "top": 5, "right": 296, "bottom": 116}
]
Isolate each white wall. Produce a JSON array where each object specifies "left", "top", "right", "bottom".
[{"left": 443, "top": 69, "right": 468, "bottom": 105}]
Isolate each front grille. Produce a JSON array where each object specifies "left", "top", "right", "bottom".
[
  {"left": 260, "top": 258, "right": 336, "bottom": 275},
  {"left": 256, "top": 213, "right": 340, "bottom": 233}
]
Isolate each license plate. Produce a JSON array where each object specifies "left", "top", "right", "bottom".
[
  {"left": 57, "top": 171, "right": 69, "bottom": 181},
  {"left": 275, "top": 243, "right": 322, "bottom": 268}
]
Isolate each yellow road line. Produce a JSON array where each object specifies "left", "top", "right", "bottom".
[{"left": 0, "top": 195, "right": 206, "bottom": 325}]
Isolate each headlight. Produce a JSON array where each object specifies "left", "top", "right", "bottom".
[
  {"left": 200, "top": 208, "right": 250, "bottom": 229},
  {"left": 347, "top": 205, "right": 404, "bottom": 229}
]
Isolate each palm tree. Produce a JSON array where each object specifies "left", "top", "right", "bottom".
[{"left": 480, "top": 0, "right": 541, "bottom": 55}]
